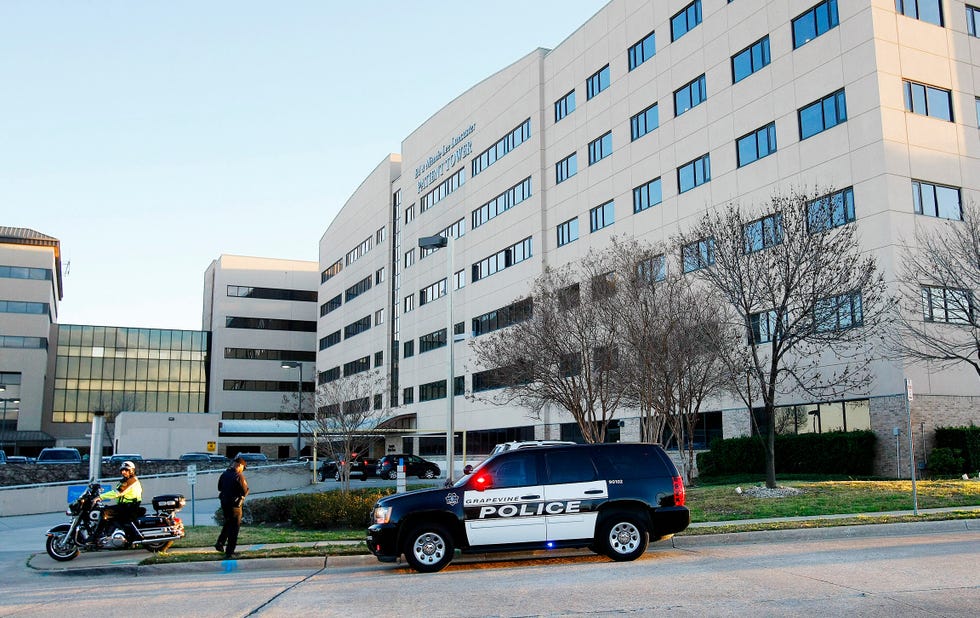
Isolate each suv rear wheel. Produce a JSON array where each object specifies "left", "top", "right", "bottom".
[
  {"left": 403, "top": 524, "right": 454, "bottom": 573},
  {"left": 598, "top": 513, "right": 648, "bottom": 561}
]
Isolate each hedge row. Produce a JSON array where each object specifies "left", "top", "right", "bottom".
[
  {"left": 933, "top": 424, "right": 980, "bottom": 474},
  {"left": 696, "top": 430, "right": 877, "bottom": 476},
  {"left": 216, "top": 487, "right": 396, "bottom": 529}
]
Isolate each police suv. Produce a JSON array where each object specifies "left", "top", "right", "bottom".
[{"left": 366, "top": 442, "right": 689, "bottom": 572}]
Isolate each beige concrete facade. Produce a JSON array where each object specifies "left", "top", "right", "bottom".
[{"left": 317, "top": 1, "right": 980, "bottom": 468}]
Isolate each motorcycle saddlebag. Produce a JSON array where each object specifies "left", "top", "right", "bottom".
[{"left": 152, "top": 494, "right": 186, "bottom": 511}]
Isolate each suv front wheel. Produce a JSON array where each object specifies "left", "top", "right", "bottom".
[
  {"left": 403, "top": 524, "right": 454, "bottom": 573},
  {"left": 597, "top": 513, "right": 648, "bottom": 561}
]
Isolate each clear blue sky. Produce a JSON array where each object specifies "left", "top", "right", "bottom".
[{"left": 1, "top": 1, "right": 606, "bottom": 330}]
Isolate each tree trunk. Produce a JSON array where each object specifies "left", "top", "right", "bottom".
[{"left": 765, "top": 403, "right": 777, "bottom": 488}]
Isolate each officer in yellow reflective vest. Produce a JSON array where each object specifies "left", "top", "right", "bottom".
[{"left": 100, "top": 460, "right": 143, "bottom": 541}]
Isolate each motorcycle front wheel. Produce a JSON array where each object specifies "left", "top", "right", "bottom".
[
  {"left": 46, "top": 533, "right": 80, "bottom": 561},
  {"left": 143, "top": 540, "right": 173, "bottom": 553}
]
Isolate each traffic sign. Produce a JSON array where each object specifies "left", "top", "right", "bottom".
[{"left": 187, "top": 463, "right": 197, "bottom": 486}]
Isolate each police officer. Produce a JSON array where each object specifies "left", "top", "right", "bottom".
[
  {"left": 100, "top": 460, "right": 143, "bottom": 542},
  {"left": 215, "top": 456, "right": 249, "bottom": 559}
]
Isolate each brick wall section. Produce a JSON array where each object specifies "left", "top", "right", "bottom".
[
  {"left": 870, "top": 394, "right": 980, "bottom": 478},
  {"left": 0, "top": 460, "right": 228, "bottom": 488}
]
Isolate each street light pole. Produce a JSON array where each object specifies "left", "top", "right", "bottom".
[
  {"left": 419, "top": 233, "right": 455, "bottom": 484},
  {"left": 282, "top": 361, "right": 303, "bottom": 458}
]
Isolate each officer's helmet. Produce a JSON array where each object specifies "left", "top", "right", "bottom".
[{"left": 119, "top": 460, "right": 136, "bottom": 472}]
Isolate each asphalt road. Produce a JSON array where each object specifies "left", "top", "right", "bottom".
[{"left": 1, "top": 520, "right": 978, "bottom": 617}]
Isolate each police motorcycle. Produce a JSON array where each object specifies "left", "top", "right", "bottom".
[{"left": 45, "top": 481, "right": 186, "bottom": 561}]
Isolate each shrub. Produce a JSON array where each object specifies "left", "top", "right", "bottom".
[
  {"left": 696, "top": 431, "right": 876, "bottom": 477},
  {"left": 215, "top": 487, "right": 396, "bottom": 529},
  {"left": 928, "top": 447, "right": 965, "bottom": 476},
  {"left": 934, "top": 424, "right": 980, "bottom": 473}
]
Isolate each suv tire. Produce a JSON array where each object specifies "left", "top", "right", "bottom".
[
  {"left": 598, "top": 513, "right": 648, "bottom": 561},
  {"left": 403, "top": 524, "right": 454, "bottom": 573}
]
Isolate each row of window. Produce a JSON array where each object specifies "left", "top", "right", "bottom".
[
  {"left": 419, "top": 328, "right": 446, "bottom": 353},
  {"left": 320, "top": 260, "right": 342, "bottom": 284},
  {"left": 223, "top": 379, "right": 314, "bottom": 392},
  {"left": 223, "top": 347, "right": 315, "bottom": 362},
  {"left": 343, "top": 356, "right": 370, "bottom": 377},
  {"left": 0, "top": 335, "right": 47, "bottom": 349},
  {"left": 420, "top": 168, "right": 465, "bottom": 213},
  {"left": 471, "top": 119, "right": 531, "bottom": 178},
  {"left": 471, "top": 298, "right": 533, "bottom": 337},
  {"left": 320, "top": 294, "right": 342, "bottom": 316},
  {"left": 225, "top": 316, "right": 316, "bottom": 332},
  {"left": 319, "top": 330, "right": 340, "bottom": 350},
  {"left": 471, "top": 177, "right": 532, "bottom": 229},
  {"left": 345, "top": 236, "right": 373, "bottom": 267},
  {"left": 226, "top": 285, "right": 316, "bottom": 302},
  {"left": 343, "top": 315, "right": 371, "bottom": 339},
  {"left": 0, "top": 265, "right": 53, "bottom": 281},
  {"left": 471, "top": 237, "right": 532, "bottom": 283},
  {"left": 419, "top": 278, "right": 447, "bottom": 306},
  {"left": 345, "top": 276, "right": 372, "bottom": 303},
  {"left": 0, "top": 300, "right": 50, "bottom": 317},
  {"left": 419, "top": 220, "right": 465, "bottom": 259}
]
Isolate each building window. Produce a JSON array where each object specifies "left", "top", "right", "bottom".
[
  {"left": 420, "top": 168, "right": 465, "bottom": 212},
  {"left": 0, "top": 300, "right": 50, "bottom": 317},
  {"left": 671, "top": 0, "right": 702, "bottom": 41},
  {"left": 912, "top": 180, "right": 962, "bottom": 220},
  {"left": 374, "top": 309, "right": 385, "bottom": 326},
  {"left": 375, "top": 267, "right": 385, "bottom": 285},
  {"left": 226, "top": 316, "right": 316, "bottom": 332},
  {"left": 226, "top": 285, "right": 317, "bottom": 302},
  {"left": 419, "top": 278, "right": 447, "bottom": 306},
  {"left": 557, "top": 218, "right": 579, "bottom": 247},
  {"left": 0, "top": 265, "right": 53, "bottom": 281},
  {"left": 403, "top": 295, "right": 415, "bottom": 313},
  {"left": 419, "top": 329, "right": 447, "bottom": 353},
  {"left": 736, "top": 122, "right": 777, "bottom": 167},
  {"left": 320, "top": 294, "right": 342, "bottom": 317},
  {"left": 343, "top": 316, "right": 371, "bottom": 339},
  {"left": 674, "top": 74, "right": 707, "bottom": 116},
  {"left": 454, "top": 269, "right": 465, "bottom": 290},
  {"left": 405, "top": 204, "right": 416, "bottom": 224},
  {"left": 419, "top": 380, "right": 447, "bottom": 402},
  {"left": 732, "top": 36, "right": 771, "bottom": 83},
  {"left": 555, "top": 90, "right": 575, "bottom": 122},
  {"left": 344, "top": 276, "right": 372, "bottom": 303},
  {"left": 798, "top": 89, "right": 847, "bottom": 139},
  {"left": 630, "top": 103, "right": 659, "bottom": 141},
  {"left": 472, "top": 298, "right": 533, "bottom": 337},
  {"left": 922, "top": 286, "right": 973, "bottom": 324},
  {"left": 404, "top": 249, "right": 415, "bottom": 268},
  {"left": 376, "top": 226, "right": 387, "bottom": 244},
  {"left": 678, "top": 154, "right": 711, "bottom": 193},
  {"left": 750, "top": 310, "right": 784, "bottom": 344},
  {"left": 682, "top": 238, "right": 715, "bottom": 273},
  {"left": 321, "top": 260, "right": 342, "bottom": 284},
  {"left": 345, "top": 236, "right": 373, "bottom": 266},
  {"left": 471, "top": 237, "right": 533, "bottom": 283},
  {"left": 743, "top": 213, "right": 783, "bottom": 253},
  {"left": 637, "top": 254, "right": 667, "bottom": 282},
  {"left": 471, "top": 119, "right": 531, "bottom": 177},
  {"left": 343, "top": 356, "right": 371, "bottom": 377},
  {"left": 0, "top": 335, "right": 47, "bottom": 349},
  {"left": 896, "top": 0, "right": 943, "bottom": 26},
  {"left": 588, "top": 131, "right": 613, "bottom": 165},
  {"left": 807, "top": 187, "right": 855, "bottom": 232},
  {"left": 471, "top": 177, "right": 532, "bottom": 229},
  {"left": 815, "top": 291, "right": 863, "bottom": 332},
  {"left": 556, "top": 152, "right": 577, "bottom": 183},
  {"left": 586, "top": 64, "right": 610, "bottom": 100},
  {"left": 903, "top": 80, "right": 953, "bottom": 121},
  {"left": 792, "top": 0, "right": 839, "bottom": 48},
  {"left": 420, "top": 220, "right": 465, "bottom": 260},
  {"left": 590, "top": 201, "right": 615, "bottom": 233},
  {"left": 633, "top": 177, "right": 662, "bottom": 213},
  {"left": 976, "top": 97, "right": 980, "bottom": 126},
  {"left": 628, "top": 30, "right": 656, "bottom": 70},
  {"left": 402, "top": 387, "right": 414, "bottom": 405},
  {"left": 403, "top": 340, "right": 415, "bottom": 358},
  {"left": 319, "top": 330, "right": 341, "bottom": 350},
  {"left": 969, "top": 5, "right": 980, "bottom": 36}
]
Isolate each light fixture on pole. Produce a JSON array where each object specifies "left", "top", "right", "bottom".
[
  {"left": 418, "top": 233, "right": 455, "bottom": 484},
  {"left": 1, "top": 397, "right": 20, "bottom": 452},
  {"left": 281, "top": 361, "right": 303, "bottom": 458}
]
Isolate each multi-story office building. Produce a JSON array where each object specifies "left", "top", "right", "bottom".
[
  {"left": 0, "top": 227, "right": 63, "bottom": 454},
  {"left": 42, "top": 324, "right": 209, "bottom": 452},
  {"left": 203, "top": 254, "right": 318, "bottom": 458},
  {"left": 317, "top": 0, "right": 980, "bottom": 474}
]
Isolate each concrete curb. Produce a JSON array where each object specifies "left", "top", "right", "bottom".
[{"left": 26, "top": 517, "right": 979, "bottom": 577}]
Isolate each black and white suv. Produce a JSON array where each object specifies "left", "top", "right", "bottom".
[{"left": 366, "top": 442, "right": 689, "bottom": 572}]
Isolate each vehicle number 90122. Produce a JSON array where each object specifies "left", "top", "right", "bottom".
[{"left": 608, "top": 479, "right": 623, "bottom": 485}]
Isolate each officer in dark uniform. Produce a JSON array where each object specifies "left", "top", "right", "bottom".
[{"left": 215, "top": 456, "right": 249, "bottom": 559}]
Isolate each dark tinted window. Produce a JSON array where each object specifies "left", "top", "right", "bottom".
[
  {"left": 545, "top": 450, "right": 598, "bottom": 484},
  {"left": 592, "top": 444, "right": 668, "bottom": 480},
  {"left": 485, "top": 452, "right": 538, "bottom": 488}
]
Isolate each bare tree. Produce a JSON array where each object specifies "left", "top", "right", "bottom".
[
  {"left": 604, "top": 236, "right": 731, "bottom": 482},
  {"left": 891, "top": 201, "right": 980, "bottom": 378},
  {"left": 312, "top": 370, "right": 388, "bottom": 493},
  {"left": 91, "top": 393, "right": 136, "bottom": 455},
  {"left": 676, "top": 187, "right": 887, "bottom": 488},
  {"left": 468, "top": 256, "right": 628, "bottom": 443}
]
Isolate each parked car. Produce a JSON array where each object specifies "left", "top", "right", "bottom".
[
  {"left": 376, "top": 454, "right": 441, "bottom": 480},
  {"left": 325, "top": 452, "right": 377, "bottom": 480},
  {"left": 36, "top": 447, "right": 82, "bottom": 464},
  {"left": 367, "top": 442, "right": 690, "bottom": 573},
  {"left": 0, "top": 450, "right": 6, "bottom": 464},
  {"left": 234, "top": 452, "right": 268, "bottom": 465},
  {"left": 317, "top": 459, "right": 340, "bottom": 481},
  {"left": 209, "top": 454, "right": 230, "bottom": 465},
  {"left": 489, "top": 440, "right": 575, "bottom": 456},
  {"left": 178, "top": 452, "right": 211, "bottom": 462},
  {"left": 6, "top": 455, "right": 29, "bottom": 463},
  {"left": 106, "top": 454, "right": 143, "bottom": 465}
]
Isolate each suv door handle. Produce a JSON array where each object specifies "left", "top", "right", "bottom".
[
  {"left": 584, "top": 489, "right": 603, "bottom": 494},
  {"left": 521, "top": 495, "right": 541, "bottom": 500}
]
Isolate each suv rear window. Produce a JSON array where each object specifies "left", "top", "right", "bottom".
[{"left": 592, "top": 444, "right": 668, "bottom": 480}]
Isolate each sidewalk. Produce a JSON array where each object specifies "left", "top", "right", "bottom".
[{"left": 24, "top": 505, "right": 980, "bottom": 577}]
